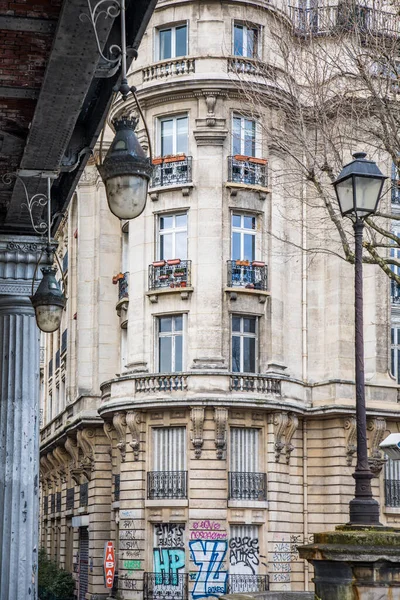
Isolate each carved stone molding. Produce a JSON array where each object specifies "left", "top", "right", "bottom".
[
  {"left": 193, "top": 118, "right": 228, "bottom": 146},
  {"left": 214, "top": 407, "right": 228, "bottom": 459},
  {"left": 367, "top": 417, "right": 387, "bottom": 475},
  {"left": 77, "top": 429, "right": 95, "bottom": 480},
  {"left": 126, "top": 411, "right": 141, "bottom": 461},
  {"left": 191, "top": 407, "right": 205, "bottom": 459},
  {"left": 344, "top": 417, "right": 357, "bottom": 466},
  {"left": 53, "top": 446, "right": 70, "bottom": 483},
  {"left": 113, "top": 412, "right": 127, "bottom": 462},
  {"left": 103, "top": 421, "right": 114, "bottom": 459},
  {"left": 273, "top": 412, "right": 289, "bottom": 462},
  {"left": 285, "top": 413, "right": 299, "bottom": 464},
  {"left": 64, "top": 436, "right": 83, "bottom": 484}
]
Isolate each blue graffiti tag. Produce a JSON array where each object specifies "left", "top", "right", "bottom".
[
  {"left": 189, "top": 540, "right": 228, "bottom": 599},
  {"left": 153, "top": 548, "right": 185, "bottom": 576}
]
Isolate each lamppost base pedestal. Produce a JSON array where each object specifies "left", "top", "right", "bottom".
[{"left": 348, "top": 496, "right": 382, "bottom": 526}]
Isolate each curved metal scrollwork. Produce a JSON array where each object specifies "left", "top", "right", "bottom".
[
  {"left": 2, "top": 173, "right": 48, "bottom": 235},
  {"left": 80, "top": 0, "right": 122, "bottom": 66}
]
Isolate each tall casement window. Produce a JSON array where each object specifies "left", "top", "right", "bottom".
[
  {"left": 149, "top": 427, "right": 187, "bottom": 500},
  {"left": 233, "top": 22, "right": 260, "bottom": 58},
  {"left": 158, "top": 315, "right": 184, "bottom": 372},
  {"left": 232, "top": 115, "right": 257, "bottom": 157},
  {"left": 390, "top": 237, "right": 400, "bottom": 302},
  {"left": 391, "top": 325, "right": 400, "bottom": 383},
  {"left": 158, "top": 213, "right": 188, "bottom": 260},
  {"left": 231, "top": 315, "right": 257, "bottom": 373},
  {"left": 229, "top": 525, "right": 260, "bottom": 575},
  {"left": 384, "top": 457, "right": 400, "bottom": 507},
  {"left": 157, "top": 23, "right": 188, "bottom": 61},
  {"left": 231, "top": 213, "right": 256, "bottom": 261},
  {"left": 159, "top": 115, "right": 188, "bottom": 157},
  {"left": 229, "top": 428, "right": 266, "bottom": 501}
]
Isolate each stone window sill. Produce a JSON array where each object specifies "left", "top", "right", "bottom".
[
  {"left": 225, "top": 287, "right": 270, "bottom": 304},
  {"left": 145, "top": 499, "right": 188, "bottom": 508},
  {"left": 225, "top": 182, "right": 270, "bottom": 200},
  {"left": 149, "top": 183, "right": 194, "bottom": 201},
  {"left": 228, "top": 500, "right": 268, "bottom": 509}
]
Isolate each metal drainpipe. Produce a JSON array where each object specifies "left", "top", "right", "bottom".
[{"left": 303, "top": 420, "right": 309, "bottom": 591}]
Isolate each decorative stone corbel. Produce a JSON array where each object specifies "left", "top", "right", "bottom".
[
  {"left": 285, "top": 413, "right": 299, "bottom": 464},
  {"left": 344, "top": 417, "right": 357, "bottom": 466},
  {"left": 103, "top": 421, "right": 114, "bottom": 460},
  {"left": 65, "top": 436, "right": 83, "bottom": 484},
  {"left": 113, "top": 412, "right": 127, "bottom": 462},
  {"left": 273, "top": 412, "right": 289, "bottom": 462},
  {"left": 205, "top": 93, "right": 217, "bottom": 127},
  {"left": 77, "top": 429, "right": 95, "bottom": 480},
  {"left": 191, "top": 407, "right": 205, "bottom": 459},
  {"left": 214, "top": 407, "right": 228, "bottom": 459},
  {"left": 367, "top": 417, "right": 386, "bottom": 475},
  {"left": 126, "top": 411, "right": 141, "bottom": 461},
  {"left": 40, "top": 456, "right": 53, "bottom": 487}
]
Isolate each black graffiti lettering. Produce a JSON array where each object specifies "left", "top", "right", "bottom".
[
  {"left": 155, "top": 523, "right": 185, "bottom": 548},
  {"left": 228, "top": 537, "right": 259, "bottom": 574}
]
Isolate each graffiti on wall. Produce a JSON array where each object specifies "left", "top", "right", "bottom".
[
  {"left": 153, "top": 523, "right": 185, "bottom": 578},
  {"left": 189, "top": 540, "right": 228, "bottom": 599},
  {"left": 229, "top": 536, "right": 259, "bottom": 574},
  {"left": 155, "top": 523, "right": 185, "bottom": 548},
  {"left": 190, "top": 521, "right": 227, "bottom": 540}
]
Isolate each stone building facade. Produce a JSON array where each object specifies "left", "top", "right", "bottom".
[{"left": 39, "top": 1, "right": 400, "bottom": 599}]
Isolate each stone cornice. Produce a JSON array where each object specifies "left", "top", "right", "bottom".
[{"left": 0, "top": 235, "right": 52, "bottom": 296}]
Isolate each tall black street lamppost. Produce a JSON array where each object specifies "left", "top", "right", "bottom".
[{"left": 333, "top": 151, "right": 387, "bottom": 525}]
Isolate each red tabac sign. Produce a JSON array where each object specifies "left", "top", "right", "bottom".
[{"left": 103, "top": 541, "right": 115, "bottom": 589}]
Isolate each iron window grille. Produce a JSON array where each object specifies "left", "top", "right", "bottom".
[
  {"left": 227, "top": 575, "right": 269, "bottom": 593},
  {"left": 228, "top": 472, "right": 267, "bottom": 501},
  {"left": 151, "top": 157, "right": 192, "bottom": 188},
  {"left": 143, "top": 572, "right": 188, "bottom": 600},
  {"left": 228, "top": 156, "right": 267, "bottom": 187},
  {"left": 80, "top": 482, "right": 89, "bottom": 507},
  {"left": 114, "top": 474, "right": 120, "bottom": 502},
  {"left": 56, "top": 491, "right": 62, "bottom": 512},
  {"left": 66, "top": 487, "right": 75, "bottom": 511},
  {"left": 227, "top": 260, "right": 267, "bottom": 290},
  {"left": 147, "top": 471, "right": 187, "bottom": 500},
  {"left": 50, "top": 493, "right": 56, "bottom": 513},
  {"left": 149, "top": 260, "right": 191, "bottom": 291}
]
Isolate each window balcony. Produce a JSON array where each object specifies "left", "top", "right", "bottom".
[
  {"left": 142, "top": 56, "right": 195, "bottom": 82},
  {"left": 143, "top": 572, "right": 188, "bottom": 600},
  {"left": 230, "top": 374, "right": 281, "bottom": 394},
  {"left": 227, "top": 574, "right": 269, "bottom": 594},
  {"left": 228, "top": 155, "right": 268, "bottom": 188},
  {"left": 147, "top": 471, "right": 187, "bottom": 500},
  {"left": 227, "top": 260, "right": 268, "bottom": 291},
  {"left": 151, "top": 156, "right": 192, "bottom": 188},
  {"left": 228, "top": 472, "right": 267, "bottom": 501},
  {"left": 66, "top": 487, "right": 74, "bottom": 511},
  {"left": 149, "top": 259, "right": 191, "bottom": 292}
]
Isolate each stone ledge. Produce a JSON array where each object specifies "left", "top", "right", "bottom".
[
  {"left": 146, "top": 287, "right": 194, "bottom": 302},
  {"left": 228, "top": 500, "right": 268, "bottom": 509},
  {"left": 145, "top": 499, "right": 188, "bottom": 508}
]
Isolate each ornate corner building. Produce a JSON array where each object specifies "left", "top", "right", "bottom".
[{"left": 39, "top": 1, "right": 400, "bottom": 599}]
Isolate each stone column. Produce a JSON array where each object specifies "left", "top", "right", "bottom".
[{"left": 0, "top": 236, "right": 43, "bottom": 600}]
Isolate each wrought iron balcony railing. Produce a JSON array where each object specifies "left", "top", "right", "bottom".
[
  {"left": 227, "top": 574, "right": 269, "bottom": 594},
  {"left": 228, "top": 472, "right": 267, "bottom": 501},
  {"left": 147, "top": 471, "right": 187, "bottom": 500},
  {"left": 228, "top": 156, "right": 268, "bottom": 187},
  {"left": 151, "top": 156, "right": 192, "bottom": 188},
  {"left": 392, "top": 181, "right": 400, "bottom": 205},
  {"left": 114, "top": 474, "right": 120, "bottom": 502},
  {"left": 230, "top": 374, "right": 281, "bottom": 394},
  {"left": 227, "top": 260, "right": 268, "bottom": 290},
  {"left": 61, "top": 329, "right": 67, "bottom": 354},
  {"left": 149, "top": 259, "right": 191, "bottom": 291},
  {"left": 80, "top": 482, "right": 88, "bottom": 507},
  {"left": 385, "top": 479, "right": 400, "bottom": 507},
  {"left": 289, "top": 4, "right": 400, "bottom": 36},
  {"left": 66, "top": 487, "right": 74, "bottom": 511},
  {"left": 144, "top": 572, "right": 188, "bottom": 600},
  {"left": 56, "top": 491, "right": 61, "bottom": 512}
]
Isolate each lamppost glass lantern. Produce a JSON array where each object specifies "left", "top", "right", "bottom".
[
  {"left": 30, "top": 266, "right": 66, "bottom": 333},
  {"left": 333, "top": 151, "right": 387, "bottom": 218},
  {"left": 98, "top": 117, "right": 152, "bottom": 220}
]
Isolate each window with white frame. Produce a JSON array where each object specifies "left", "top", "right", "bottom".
[
  {"left": 158, "top": 213, "right": 188, "bottom": 260},
  {"left": 391, "top": 325, "right": 400, "bottom": 383},
  {"left": 231, "top": 213, "right": 256, "bottom": 261},
  {"left": 231, "top": 315, "right": 257, "bottom": 373},
  {"left": 233, "top": 22, "right": 260, "bottom": 58},
  {"left": 159, "top": 115, "right": 188, "bottom": 157},
  {"left": 232, "top": 115, "right": 258, "bottom": 157},
  {"left": 158, "top": 315, "right": 184, "bottom": 372},
  {"left": 157, "top": 23, "right": 188, "bottom": 61}
]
